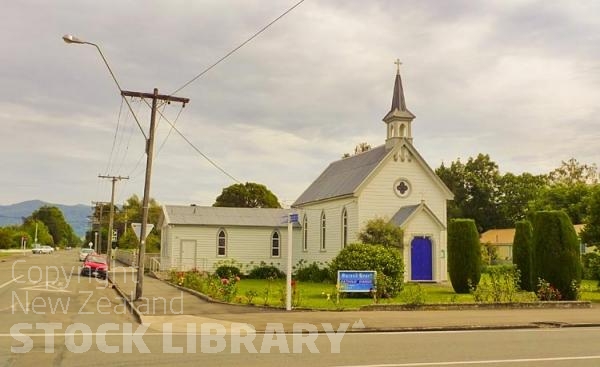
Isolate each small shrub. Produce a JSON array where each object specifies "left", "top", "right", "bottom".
[
  {"left": 215, "top": 265, "right": 241, "bottom": 279},
  {"left": 400, "top": 283, "right": 426, "bottom": 307},
  {"left": 294, "top": 260, "right": 331, "bottom": 282},
  {"left": 582, "top": 252, "right": 600, "bottom": 281},
  {"left": 248, "top": 262, "right": 285, "bottom": 279},
  {"left": 471, "top": 265, "right": 520, "bottom": 303},
  {"left": 536, "top": 278, "right": 562, "bottom": 301}
]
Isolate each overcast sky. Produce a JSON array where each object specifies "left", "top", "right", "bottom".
[{"left": 1, "top": 0, "right": 599, "bottom": 208}]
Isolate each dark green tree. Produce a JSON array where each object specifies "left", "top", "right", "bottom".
[
  {"left": 214, "top": 182, "right": 281, "bottom": 208},
  {"left": 513, "top": 220, "right": 534, "bottom": 291},
  {"left": 532, "top": 211, "right": 582, "bottom": 300},
  {"left": 437, "top": 154, "right": 502, "bottom": 232},
  {"left": 528, "top": 183, "right": 592, "bottom": 225},
  {"left": 580, "top": 185, "right": 600, "bottom": 248},
  {"left": 498, "top": 173, "right": 547, "bottom": 227},
  {"left": 358, "top": 217, "right": 403, "bottom": 249},
  {"left": 29, "top": 206, "right": 76, "bottom": 247},
  {"left": 447, "top": 219, "right": 482, "bottom": 294}
]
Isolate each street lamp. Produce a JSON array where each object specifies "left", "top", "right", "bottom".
[
  {"left": 62, "top": 34, "right": 123, "bottom": 92},
  {"left": 62, "top": 34, "right": 189, "bottom": 300}
]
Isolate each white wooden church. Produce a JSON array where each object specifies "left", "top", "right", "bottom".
[{"left": 159, "top": 66, "right": 453, "bottom": 282}]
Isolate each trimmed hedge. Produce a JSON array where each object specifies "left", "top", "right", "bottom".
[
  {"left": 329, "top": 243, "right": 404, "bottom": 298},
  {"left": 448, "top": 219, "right": 482, "bottom": 294},
  {"left": 532, "top": 211, "right": 582, "bottom": 300},
  {"left": 513, "top": 220, "right": 534, "bottom": 291},
  {"left": 247, "top": 264, "right": 285, "bottom": 279}
]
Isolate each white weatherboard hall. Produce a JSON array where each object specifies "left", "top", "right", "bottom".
[{"left": 159, "top": 65, "right": 454, "bottom": 282}]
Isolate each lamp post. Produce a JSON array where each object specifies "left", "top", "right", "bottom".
[{"left": 63, "top": 35, "right": 189, "bottom": 300}]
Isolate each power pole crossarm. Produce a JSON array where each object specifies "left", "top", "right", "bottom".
[{"left": 121, "top": 90, "right": 189, "bottom": 106}]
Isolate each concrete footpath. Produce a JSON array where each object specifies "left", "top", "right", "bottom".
[{"left": 108, "top": 266, "right": 600, "bottom": 333}]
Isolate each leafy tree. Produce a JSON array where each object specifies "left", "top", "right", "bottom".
[
  {"left": 358, "top": 217, "right": 403, "bottom": 249},
  {"left": 29, "top": 206, "right": 77, "bottom": 247},
  {"left": 548, "top": 158, "right": 598, "bottom": 185},
  {"left": 532, "top": 211, "right": 582, "bottom": 300},
  {"left": 513, "top": 220, "right": 534, "bottom": 291},
  {"left": 580, "top": 185, "right": 600, "bottom": 248},
  {"left": 437, "top": 154, "right": 502, "bottom": 232},
  {"left": 528, "top": 183, "right": 592, "bottom": 225},
  {"left": 447, "top": 219, "right": 482, "bottom": 294},
  {"left": 0, "top": 228, "right": 13, "bottom": 249},
  {"left": 329, "top": 243, "right": 404, "bottom": 298},
  {"left": 22, "top": 219, "right": 53, "bottom": 246},
  {"left": 214, "top": 182, "right": 281, "bottom": 208},
  {"left": 498, "top": 173, "right": 547, "bottom": 227}
]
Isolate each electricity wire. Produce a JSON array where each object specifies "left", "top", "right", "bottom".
[{"left": 169, "top": 0, "right": 306, "bottom": 96}]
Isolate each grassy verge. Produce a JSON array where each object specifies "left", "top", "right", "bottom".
[{"left": 168, "top": 271, "right": 600, "bottom": 310}]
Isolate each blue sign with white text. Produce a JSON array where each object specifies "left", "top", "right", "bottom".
[{"left": 337, "top": 270, "right": 376, "bottom": 293}]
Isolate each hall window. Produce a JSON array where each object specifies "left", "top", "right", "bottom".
[
  {"left": 271, "top": 230, "right": 281, "bottom": 258},
  {"left": 217, "top": 229, "right": 227, "bottom": 256},
  {"left": 320, "top": 211, "right": 326, "bottom": 251},
  {"left": 341, "top": 208, "right": 348, "bottom": 248},
  {"left": 302, "top": 215, "right": 308, "bottom": 252}
]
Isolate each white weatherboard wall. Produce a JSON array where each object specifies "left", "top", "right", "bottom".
[
  {"left": 296, "top": 197, "right": 358, "bottom": 266},
  {"left": 357, "top": 145, "right": 447, "bottom": 229},
  {"left": 161, "top": 223, "right": 302, "bottom": 273}
]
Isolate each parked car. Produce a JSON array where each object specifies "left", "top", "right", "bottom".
[
  {"left": 32, "top": 245, "right": 54, "bottom": 254},
  {"left": 80, "top": 255, "right": 107, "bottom": 279},
  {"left": 79, "top": 248, "right": 96, "bottom": 261}
]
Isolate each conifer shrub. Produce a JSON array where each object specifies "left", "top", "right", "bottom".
[
  {"left": 448, "top": 219, "right": 482, "bottom": 294},
  {"left": 329, "top": 243, "right": 404, "bottom": 298},
  {"left": 513, "top": 220, "right": 534, "bottom": 291},
  {"left": 532, "top": 211, "right": 582, "bottom": 300}
]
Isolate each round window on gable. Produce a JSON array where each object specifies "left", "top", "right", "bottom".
[{"left": 393, "top": 178, "right": 411, "bottom": 198}]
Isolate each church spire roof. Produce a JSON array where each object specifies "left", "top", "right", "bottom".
[{"left": 383, "top": 60, "right": 415, "bottom": 121}]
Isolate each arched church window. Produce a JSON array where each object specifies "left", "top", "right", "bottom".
[
  {"left": 217, "top": 229, "right": 227, "bottom": 256},
  {"left": 302, "top": 215, "right": 308, "bottom": 252},
  {"left": 320, "top": 211, "right": 326, "bottom": 251},
  {"left": 341, "top": 208, "right": 348, "bottom": 248},
  {"left": 271, "top": 230, "right": 280, "bottom": 258}
]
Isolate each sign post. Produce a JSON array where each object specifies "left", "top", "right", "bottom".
[{"left": 286, "top": 213, "right": 298, "bottom": 311}]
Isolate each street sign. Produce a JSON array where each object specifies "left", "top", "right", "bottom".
[
  {"left": 131, "top": 223, "right": 154, "bottom": 240},
  {"left": 289, "top": 213, "right": 299, "bottom": 223},
  {"left": 111, "top": 229, "right": 118, "bottom": 242}
]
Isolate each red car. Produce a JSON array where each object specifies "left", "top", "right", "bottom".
[{"left": 81, "top": 255, "right": 108, "bottom": 279}]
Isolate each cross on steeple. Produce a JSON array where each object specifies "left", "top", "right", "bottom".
[{"left": 394, "top": 59, "right": 402, "bottom": 74}]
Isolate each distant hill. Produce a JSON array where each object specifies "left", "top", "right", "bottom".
[{"left": 0, "top": 200, "right": 90, "bottom": 237}]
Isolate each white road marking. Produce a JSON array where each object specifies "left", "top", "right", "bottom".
[
  {"left": 19, "top": 281, "right": 71, "bottom": 293},
  {"left": 0, "top": 275, "right": 24, "bottom": 289},
  {"left": 333, "top": 355, "right": 600, "bottom": 366}
]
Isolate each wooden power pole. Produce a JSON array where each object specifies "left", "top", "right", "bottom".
[
  {"left": 121, "top": 88, "right": 189, "bottom": 301},
  {"left": 98, "top": 175, "right": 129, "bottom": 270}
]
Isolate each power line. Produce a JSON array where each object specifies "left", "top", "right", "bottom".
[
  {"left": 169, "top": 0, "right": 306, "bottom": 96},
  {"left": 141, "top": 98, "right": 240, "bottom": 183}
]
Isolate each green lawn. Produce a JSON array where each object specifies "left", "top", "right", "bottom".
[{"left": 231, "top": 278, "right": 600, "bottom": 309}]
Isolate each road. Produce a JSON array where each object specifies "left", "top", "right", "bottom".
[{"left": 1, "top": 252, "right": 600, "bottom": 366}]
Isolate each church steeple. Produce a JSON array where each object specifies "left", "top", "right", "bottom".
[{"left": 383, "top": 60, "right": 415, "bottom": 149}]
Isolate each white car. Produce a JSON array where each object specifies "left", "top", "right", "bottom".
[
  {"left": 32, "top": 245, "right": 54, "bottom": 254},
  {"left": 79, "top": 248, "right": 95, "bottom": 261}
]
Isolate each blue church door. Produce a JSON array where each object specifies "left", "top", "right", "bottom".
[{"left": 411, "top": 236, "right": 433, "bottom": 281}]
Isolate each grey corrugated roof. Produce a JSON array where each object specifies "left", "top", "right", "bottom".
[
  {"left": 293, "top": 145, "right": 390, "bottom": 206},
  {"left": 390, "top": 205, "right": 420, "bottom": 226},
  {"left": 163, "top": 205, "right": 296, "bottom": 227}
]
